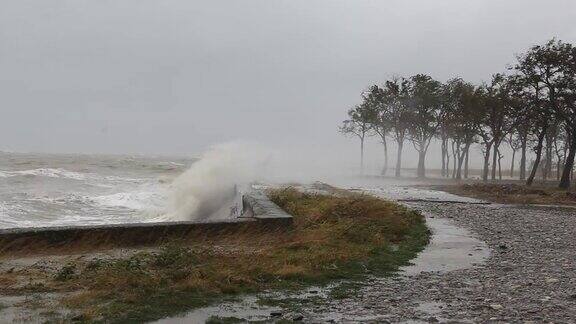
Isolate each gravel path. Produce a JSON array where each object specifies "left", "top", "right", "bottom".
[{"left": 297, "top": 201, "right": 576, "bottom": 323}]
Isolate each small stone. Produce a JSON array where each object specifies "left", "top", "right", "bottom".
[
  {"left": 270, "top": 311, "right": 282, "bottom": 318},
  {"left": 71, "top": 314, "right": 86, "bottom": 322},
  {"left": 489, "top": 304, "right": 503, "bottom": 310},
  {"left": 292, "top": 315, "right": 304, "bottom": 321},
  {"left": 545, "top": 278, "right": 559, "bottom": 283},
  {"left": 427, "top": 316, "right": 439, "bottom": 323}
]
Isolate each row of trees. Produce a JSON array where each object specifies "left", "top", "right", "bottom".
[{"left": 340, "top": 39, "right": 576, "bottom": 188}]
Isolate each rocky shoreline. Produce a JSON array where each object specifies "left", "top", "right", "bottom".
[{"left": 296, "top": 200, "right": 576, "bottom": 323}]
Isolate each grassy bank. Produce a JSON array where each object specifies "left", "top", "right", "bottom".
[
  {"left": 438, "top": 183, "right": 576, "bottom": 206},
  {"left": 1, "top": 188, "right": 429, "bottom": 323}
]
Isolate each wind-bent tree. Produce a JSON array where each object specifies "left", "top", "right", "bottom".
[
  {"left": 443, "top": 78, "right": 482, "bottom": 179},
  {"left": 340, "top": 38, "right": 576, "bottom": 188},
  {"left": 339, "top": 104, "right": 375, "bottom": 175},
  {"left": 406, "top": 74, "right": 443, "bottom": 178},
  {"left": 556, "top": 42, "right": 576, "bottom": 188},
  {"left": 477, "top": 75, "right": 518, "bottom": 181},
  {"left": 513, "top": 39, "right": 572, "bottom": 186},
  {"left": 383, "top": 78, "right": 412, "bottom": 177},
  {"left": 363, "top": 85, "right": 391, "bottom": 175},
  {"left": 437, "top": 90, "right": 452, "bottom": 178}
]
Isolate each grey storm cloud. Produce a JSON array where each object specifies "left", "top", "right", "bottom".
[{"left": 0, "top": 0, "right": 575, "bottom": 168}]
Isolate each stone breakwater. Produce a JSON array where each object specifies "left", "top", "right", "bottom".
[{"left": 0, "top": 190, "right": 293, "bottom": 255}]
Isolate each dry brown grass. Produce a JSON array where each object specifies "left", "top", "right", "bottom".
[
  {"left": 442, "top": 183, "right": 576, "bottom": 206},
  {"left": 2, "top": 188, "right": 429, "bottom": 323}
]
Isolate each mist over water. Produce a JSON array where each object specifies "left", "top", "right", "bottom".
[
  {"left": 167, "top": 141, "right": 270, "bottom": 221},
  {"left": 166, "top": 140, "right": 354, "bottom": 221}
]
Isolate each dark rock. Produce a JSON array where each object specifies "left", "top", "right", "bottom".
[
  {"left": 71, "top": 314, "right": 86, "bottom": 322},
  {"left": 270, "top": 312, "right": 282, "bottom": 318},
  {"left": 293, "top": 315, "right": 304, "bottom": 321}
]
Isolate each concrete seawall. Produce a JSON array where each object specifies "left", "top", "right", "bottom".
[
  {"left": 0, "top": 190, "right": 293, "bottom": 255},
  {"left": 241, "top": 190, "right": 293, "bottom": 227}
]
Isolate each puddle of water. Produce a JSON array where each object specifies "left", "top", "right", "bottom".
[
  {"left": 152, "top": 296, "right": 281, "bottom": 324},
  {"left": 152, "top": 285, "right": 337, "bottom": 323},
  {"left": 403, "top": 215, "right": 490, "bottom": 275},
  {"left": 0, "top": 293, "right": 71, "bottom": 323}
]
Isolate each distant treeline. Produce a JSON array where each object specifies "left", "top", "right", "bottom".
[{"left": 340, "top": 39, "right": 576, "bottom": 189}]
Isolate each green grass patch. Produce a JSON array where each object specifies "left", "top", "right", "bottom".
[{"left": 53, "top": 187, "right": 429, "bottom": 323}]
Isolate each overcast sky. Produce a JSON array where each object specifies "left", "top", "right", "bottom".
[{"left": 1, "top": 0, "right": 575, "bottom": 169}]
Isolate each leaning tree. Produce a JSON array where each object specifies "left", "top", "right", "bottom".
[
  {"left": 381, "top": 78, "right": 412, "bottom": 178},
  {"left": 512, "top": 39, "right": 573, "bottom": 187},
  {"left": 363, "top": 85, "right": 391, "bottom": 175},
  {"left": 405, "top": 74, "right": 443, "bottom": 179},
  {"left": 339, "top": 103, "right": 375, "bottom": 175}
]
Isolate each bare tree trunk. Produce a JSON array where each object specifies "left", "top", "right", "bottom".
[
  {"left": 360, "top": 138, "right": 365, "bottom": 175},
  {"left": 491, "top": 140, "right": 499, "bottom": 180},
  {"left": 446, "top": 146, "right": 450, "bottom": 178},
  {"left": 464, "top": 145, "right": 470, "bottom": 179},
  {"left": 520, "top": 135, "right": 527, "bottom": 180},
  {"left": 498, "top": 149, "right": 503, "bottom": 180},
  {"left": 417, "top": 150, "right": 426, "bottom": 179},
  {"left": 456, "top": 143, "right": 470, "bottom": 180},
  {"left": 482, "top": 142, "right": 493, "bottom": 181},
  {"left": 543, "top": 141, "right": 551, "bottom": 182},
  {"left": 527, "top": 129, "right": 547, "bottom": 186},
  {"left": 545, "top": 135, "right": 553, "bottom": 181},
  {"left": 451, "top": 141, "right": 457, "bottom": 179},
  {"left": 395, "top": 139, "right": 404, "bottom": 178},
  {"left": 520, "top": 135, "right": 528, "bottom": 180},
  {"left": 510, "top": 149, "right": 516, "bottom": 178},
  {"left": 441, "top": 138, "right": 447, "bottom": 177},
  {"left": 381, "top": 139, "right": 388, "bottom": 176},
  {"left": 559, "top": 131, "right": 576, "bottom": 189}
]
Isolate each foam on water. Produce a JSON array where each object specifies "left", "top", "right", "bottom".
[
  {"left": 0, "top": 168, "right": 145, "bottom": 183},
  {"left": 0, "top": 153, "right": 191, "bottom": 229},
  {"left": 92, "top": 187, "right": 168, "bottom": 212}
]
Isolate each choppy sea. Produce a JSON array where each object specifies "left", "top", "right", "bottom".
[{"left": 0, "top": 152, "right": 194, "bottom": 229}]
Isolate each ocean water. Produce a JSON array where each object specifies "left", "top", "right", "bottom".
[{"left": 0, "top": 152, "right": 194, "bottom": 229}]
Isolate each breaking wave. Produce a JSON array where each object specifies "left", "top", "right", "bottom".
[
  {"left": 0, "top": 168, "right": 143, "bottom": 182},
  {"left": 168, "top": 141, "right": 269, "bottom": 221}
]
